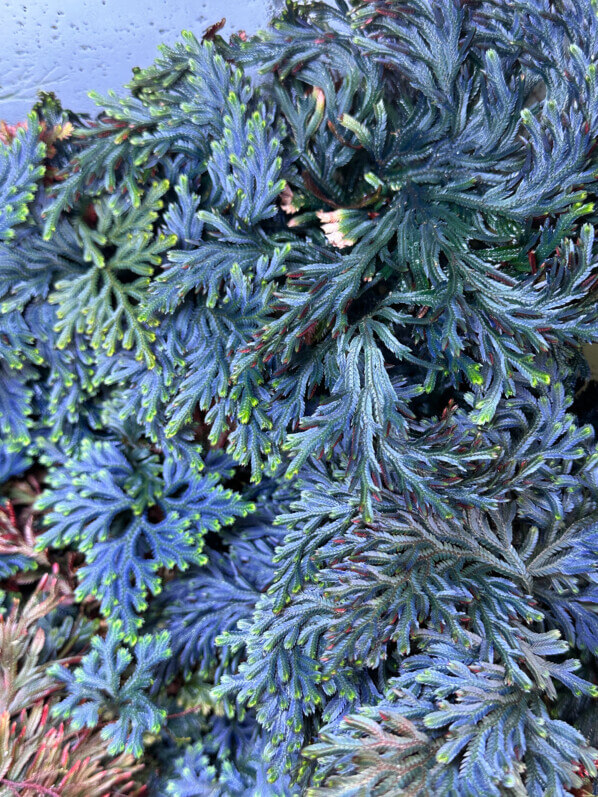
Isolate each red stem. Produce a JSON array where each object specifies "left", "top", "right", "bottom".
[
  {"left": 0, "top": 779, "right": 61, "bottom": 797},
  {"left": 166, "top": 704, "right": 203, "bottom": 720}
]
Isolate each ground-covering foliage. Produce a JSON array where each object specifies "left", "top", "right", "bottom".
[{"left": 2, "top": 0, "right": 598, "bottom": 793}]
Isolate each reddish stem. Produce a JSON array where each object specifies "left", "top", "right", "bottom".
[
  {"left": 0, "top": 779, "right": 61, "bottom": 797},
  {"left": 166, "top": 704, "right": 204, "bottom": 720}
]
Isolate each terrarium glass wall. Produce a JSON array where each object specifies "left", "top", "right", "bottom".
[{"left": 0, "top": 0, "right": 280, "bottom": 122}]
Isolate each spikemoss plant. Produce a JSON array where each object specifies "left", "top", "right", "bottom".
[{"left": 2, "top": 0, "right": 598, "bottom": 794}]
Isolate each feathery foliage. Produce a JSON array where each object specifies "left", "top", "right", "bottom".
[{"left": 2, "top": 0, "right": 598, "bottom": 793}]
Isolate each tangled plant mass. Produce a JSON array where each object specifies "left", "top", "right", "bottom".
[{"left": 2, "top": 0, "right": 598, "bottom": 793}]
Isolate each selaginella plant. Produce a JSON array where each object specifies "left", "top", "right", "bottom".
[
  {"left": 2, "top": 0, "right": 598, "bottom": 793},
  {"left": 0, "top": 504, "right": 144, "bottom": 797}
]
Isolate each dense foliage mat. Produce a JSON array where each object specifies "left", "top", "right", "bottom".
[{"left": 2, "top": 0, "right": 598, "bottom": 793}]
